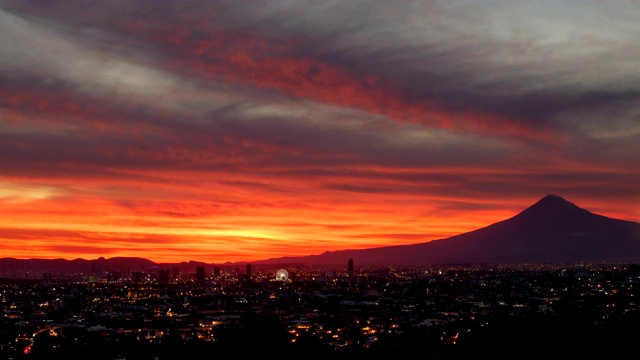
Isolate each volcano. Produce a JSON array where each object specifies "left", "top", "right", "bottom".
[{"left": 255, "top": 194, "right": 640, "bottom": 266}]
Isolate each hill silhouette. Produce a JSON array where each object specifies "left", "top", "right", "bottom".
[{"left": 255, "top": 194, "right": 640, "bottom": 266}]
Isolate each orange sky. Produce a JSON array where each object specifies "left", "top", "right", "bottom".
[{"left": 0, "top": 1, "right": 638, "bottom": 263}]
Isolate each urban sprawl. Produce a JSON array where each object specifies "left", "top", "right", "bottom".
[{"left": 1, "top": 261, "right": 640, "bottom": 359}]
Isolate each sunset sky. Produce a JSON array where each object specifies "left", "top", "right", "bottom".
[{"left": 0, "top": 0, "right": 639, "bottom": 264}]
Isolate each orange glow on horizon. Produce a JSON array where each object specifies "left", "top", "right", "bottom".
[{"left": 0, "top": 171, "right": 637, "bottom": 263}]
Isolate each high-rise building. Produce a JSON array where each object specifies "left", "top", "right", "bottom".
[
  {"left": 131, "top": 271, "right": 146, "bottom": 283},
  {"left": 42, "top": 272, "right": 52, "bottom": 284},
  {"left": 158, "top": 268, "right": 170, "bottom": 284},
  {"left": 348, "top": 258, "right": 354, "bottom": 280},
  {"left": 195, "top": 265, "right": 205, "bottom": 285},
  {"left": 214, "top": 267, "right": 221, "bottom": 278},
  {"left": 246, "top": 263, "right": 252, "bottom": 280}
]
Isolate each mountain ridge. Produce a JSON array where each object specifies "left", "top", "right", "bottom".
[{"left": 254, "top": 194, "right": 640, "bottom": 266}]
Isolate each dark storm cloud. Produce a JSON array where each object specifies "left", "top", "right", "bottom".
[
  {"left": 172, "top": 1, "right": 640, "bottom": 131},
  {"left": 3, "top": 1, "right": 637, "bottom": 142}
]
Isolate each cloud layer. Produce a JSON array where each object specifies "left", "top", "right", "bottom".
[{"left": 0, "top": 0, "right": 638, "bottom": 263}]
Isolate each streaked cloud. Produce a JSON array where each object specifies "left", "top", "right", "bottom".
[{"left": 0, "top": 0, "right": 638, "bottom": 262}]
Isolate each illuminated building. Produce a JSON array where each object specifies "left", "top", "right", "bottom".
[{"left": 348, "top": 258, "right": 354, "bottom": 280}]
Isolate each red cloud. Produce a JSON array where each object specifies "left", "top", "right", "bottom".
[{"left": 119, "top": 19, "right": 557, "bottom": 142}]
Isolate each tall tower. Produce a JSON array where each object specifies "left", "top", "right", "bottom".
[
  {"left": 195, "top": 265, "right": 205, "bottom": 286},
  {"left": 348, "top": 258, "right": 354, "bottom": 280},
  {"left": 246, "top": 263, "right": 252, "bottom": 280}
]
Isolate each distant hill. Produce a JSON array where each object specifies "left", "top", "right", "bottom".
[
  {"left": 0, "top": 256, "right": 227, "bottom": 275},
  {"left": 0, "top": 256, "right": 156, "bottom": 274},
  {"left": 254, "top": 194, "right": 640, "bottom": 266}
]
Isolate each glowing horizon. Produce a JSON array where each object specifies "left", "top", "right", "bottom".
[{"left": 0, "top": 1, "right": 639, "bottom": 263}]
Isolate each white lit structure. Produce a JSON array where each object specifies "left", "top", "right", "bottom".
[{"left": 275, "top": 269, "right": 289, "bottom": 281}]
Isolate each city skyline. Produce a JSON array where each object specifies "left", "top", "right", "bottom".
[{"left": 0, "top": 1, "right": 639, "bottom": 263}]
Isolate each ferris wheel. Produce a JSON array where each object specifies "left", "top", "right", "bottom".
[{"left": 275, "top": 269, "right": 289, "bottom": 281}]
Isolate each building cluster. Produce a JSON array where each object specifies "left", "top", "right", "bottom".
[{"left": 1, "top": 260, "right": 640, "bottom": 358}]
